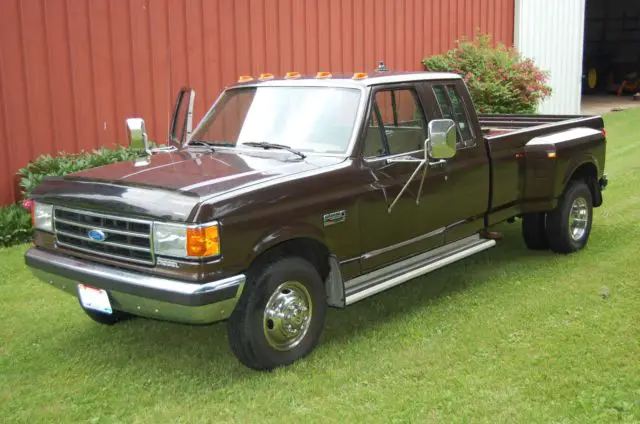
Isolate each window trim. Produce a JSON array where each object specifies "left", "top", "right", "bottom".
[
  {"left": 190, "top": 85, "right": 369, "bottom": 158},
  {"left": 362, "top": 84, "right": 430, "bottom": 159},
  {"left": 431, "top": 83, "right": 475, "bottom": 149}
]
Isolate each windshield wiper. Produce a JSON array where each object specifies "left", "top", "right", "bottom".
[
  {"left": 187, "top": 140, "right": 216, "bottom": 151},
  {"left": 188, "top": 140, "right": 237, "bottom": 149},
  {"left": 241, "top": 142, "right": 306, "bottom": 159}
]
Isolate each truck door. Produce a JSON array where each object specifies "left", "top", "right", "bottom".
[
  {"left": 425, "top": 81, "right": 491, "bottom": 242},
  {"left": 358, "top": 84, "right": 448, "bottom": 272}
]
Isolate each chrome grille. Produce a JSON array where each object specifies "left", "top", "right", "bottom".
[{"left": 53, "top": 207, "right": 154, "bottom": 265}]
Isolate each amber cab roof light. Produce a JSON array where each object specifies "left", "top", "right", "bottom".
[
  {"left": 258, "top": 73, "right": 274, "bottom": 81},
  {"left": 285, "top": 71, "right": 302, "bottom": 79},
  {"left": 316, "top": 71, "right": 332, "bottom": 79},
  {"left": 237, "top": 75, "right": 254, "bottom": 82}
]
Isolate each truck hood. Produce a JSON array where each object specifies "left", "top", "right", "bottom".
[
  {"left": 68, "top": 149, "right": 345, "bottom": 197},
  {"left": 32, "top": 149, "right": 346, "bottom": 221}
]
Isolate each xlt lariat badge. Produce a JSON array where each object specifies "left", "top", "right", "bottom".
[{"left": 323, "top": 210, "right": 346, "bottom": 227}]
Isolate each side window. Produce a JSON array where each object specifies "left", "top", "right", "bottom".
[
  {"left": 363, "top": 88, "right": 428, "bottom": 157},
  {"left": 433, "top": 84, "right": 474, "bottom": 148},
  {"left": 446, "top": 86, "right": 473, "bottom": 145},
  {"left": 433, "top": 86, "right": 455, "bottom": 120},
  {"left": 363, "top": 112, "right": 385, "bottom": 157}
]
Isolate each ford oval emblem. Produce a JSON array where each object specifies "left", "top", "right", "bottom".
[{"left": 87, "top": 229, "right": 107, "bottom": 242}]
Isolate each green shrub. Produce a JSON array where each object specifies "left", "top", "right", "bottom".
[
  {"left": 422, "top": 32, "right": 552, "bottom": 114},
  {"left": 0, "top": 204, "right": 33, "bottom": 247},
  {"left": 0, "top": 146, "right": 146, "bottom": 248},
  {"left": 18, "top": 146, "right": 145, "bottom": 199}
]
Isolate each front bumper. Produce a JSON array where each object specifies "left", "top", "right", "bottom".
[{"left": 25, "top": 248, "right": 245, "bottom": 325}]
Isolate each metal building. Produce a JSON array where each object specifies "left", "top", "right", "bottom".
[
  {"left": 0, "top": 0, "right": 515, "bottom": 205},
  {"left": 6, "top": 0, "right": 635, "bottom": 206},
  {"left": 515, "top": 0, "right": 587, "bottom": 114}
]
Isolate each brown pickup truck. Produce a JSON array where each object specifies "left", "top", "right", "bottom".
[{"left": 25, "top": 69, "right": 608, "bottom": 370}]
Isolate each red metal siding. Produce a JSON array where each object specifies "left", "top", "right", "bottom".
[{"left": 0, "top": 0, "right": 514, "bottom": 205}]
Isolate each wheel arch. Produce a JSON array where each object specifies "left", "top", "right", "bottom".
[
  {"left": 249, "top": 230, "right": 345, "bottom": 308},
  {"left": 565, "top": 161, "right": 601, "bottom": 207}
]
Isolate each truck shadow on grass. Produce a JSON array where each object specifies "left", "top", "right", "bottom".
[
  {"left": 322, "top": 223, "right": 556, "bottom": 345},
  {"left": 50, "top": 224, "right": 556, "bottom": 378}
]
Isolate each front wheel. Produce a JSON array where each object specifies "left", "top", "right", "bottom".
[
  {"left": 546, "top": 180, "right": 593, "bottom": 253},
  {"left": 227, "top": 256, "right": 327, "bottom": 370}
]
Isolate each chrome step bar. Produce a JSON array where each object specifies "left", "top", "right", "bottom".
[{"left": 344, "top": 234, "right": 496, "bottom": 305}]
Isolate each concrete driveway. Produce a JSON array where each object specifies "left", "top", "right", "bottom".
[{"left": 581, "top": 95, "right": 640, "bottom": 115}]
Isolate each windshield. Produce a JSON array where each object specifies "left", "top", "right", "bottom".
[{"left": 190, "top": 86, "right": 362, "bottom": 154}]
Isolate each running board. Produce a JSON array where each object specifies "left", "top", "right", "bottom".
[{"left": 344, "top": 234, "right": 496, "bottom": 305}]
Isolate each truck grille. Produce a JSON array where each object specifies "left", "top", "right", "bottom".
[{"left": 53, "top": 207, "right": 154, "bottom": 265}]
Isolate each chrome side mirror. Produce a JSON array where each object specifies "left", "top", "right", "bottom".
[
  {"left": 126, "top": 118, "right": 150, "bottom": 154},
  {"left": 387, "top": 119, "right": 457, "bottom": 214},
  {"left": 425, "top": 119, "right": 457, "bottom": 159}
]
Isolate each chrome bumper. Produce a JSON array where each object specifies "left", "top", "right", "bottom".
[{"left": 25, "top": 248, "right": 245, "bottom": 325}]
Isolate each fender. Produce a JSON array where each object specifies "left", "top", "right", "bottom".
[
  {"left": 251, "top": 221, "right": 329, "bottom": 260},
  {"left": 523, "top": 127, "right": 604, "bottom": 212},
  {"left": 555, "top": 155, "right": 600, "bottom": 199}
]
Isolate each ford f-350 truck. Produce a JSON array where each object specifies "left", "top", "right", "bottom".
[{"left": 25, "top": 69, "right": 608, "bottom": 370}]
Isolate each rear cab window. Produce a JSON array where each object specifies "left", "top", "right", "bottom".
[
  {"left": 362, "top": 86, "right": 429, "bottom": 158},
  {"left": 432, "top": 84, "right": 475, "bottom": 148}
]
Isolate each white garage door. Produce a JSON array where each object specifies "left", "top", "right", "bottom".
[{"left": 515, "top": 0, "right": 586, "bottom": 114}]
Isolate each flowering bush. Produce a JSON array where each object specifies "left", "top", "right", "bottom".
[
  {"left": 422, "top": 33, "right": 552, "bottom": 114},
  {"left": 0, "top": 146, "right": 145, "bottom": 248}
]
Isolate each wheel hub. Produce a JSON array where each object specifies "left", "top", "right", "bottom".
[
  {"left": 568, "top": 197, "right": 589, "bottom": 241},
  {"left": 263, "top": 281, "right": 312, "bottom": 351}
]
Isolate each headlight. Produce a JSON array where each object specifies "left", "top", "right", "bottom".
[
  {"left": 32, "top": 202, "right": 53, "bottom": 232},
  {"left": 153, "top": 222, "right": 220, "bottom": 258}
]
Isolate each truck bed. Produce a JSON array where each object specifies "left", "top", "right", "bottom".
[
  {"left": 479, "top": 113, "right": 606, "bottom": 226},
  {"left": 478, "top": 114, "right": 601, "bottom": 138}
]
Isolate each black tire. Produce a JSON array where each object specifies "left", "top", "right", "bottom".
[
  {"left": 227, "top": 256, "right": 327, "bottom": 371},
  {"left": 546, "top": 180, "right": 593, "bottom": 254},
  {"left": 522, "top": 212, "right": 549, "bottom": 250},
  {"left": 80, "top": 306, "right": 132, "bottom": 325}
]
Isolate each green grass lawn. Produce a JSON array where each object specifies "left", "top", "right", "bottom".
[{"left": 2, "top": 109, "right": 640, "bottom": 423}]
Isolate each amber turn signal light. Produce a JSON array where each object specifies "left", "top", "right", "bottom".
[{"left": 186, "top": 224, "right": 220, "bottom": 257}]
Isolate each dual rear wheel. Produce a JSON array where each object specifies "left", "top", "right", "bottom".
[{"left": 522, "top": 180, "right": 593, "bottom": 253}]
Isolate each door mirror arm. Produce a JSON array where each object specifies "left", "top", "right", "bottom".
[
  {"left": 125, "top": 87, "right": 195, "bottom": 156},
  {"left": 387, "top": 119, "right": 457, "bottom": 213}
]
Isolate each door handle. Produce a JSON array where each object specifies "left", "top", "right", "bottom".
[{"left": 428, "top": 159, "right": 447, "bottom": 168}]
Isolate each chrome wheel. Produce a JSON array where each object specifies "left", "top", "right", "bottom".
[
  {"left": 568, "top": 197, "right": 589, "bottom": 241},
  {"left": 263, "top": 281, "right": 312, "bottom": 351}
]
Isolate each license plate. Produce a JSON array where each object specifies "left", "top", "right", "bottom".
[{"left": 78, "top": 284, "right": 112, "bottom": 315}]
